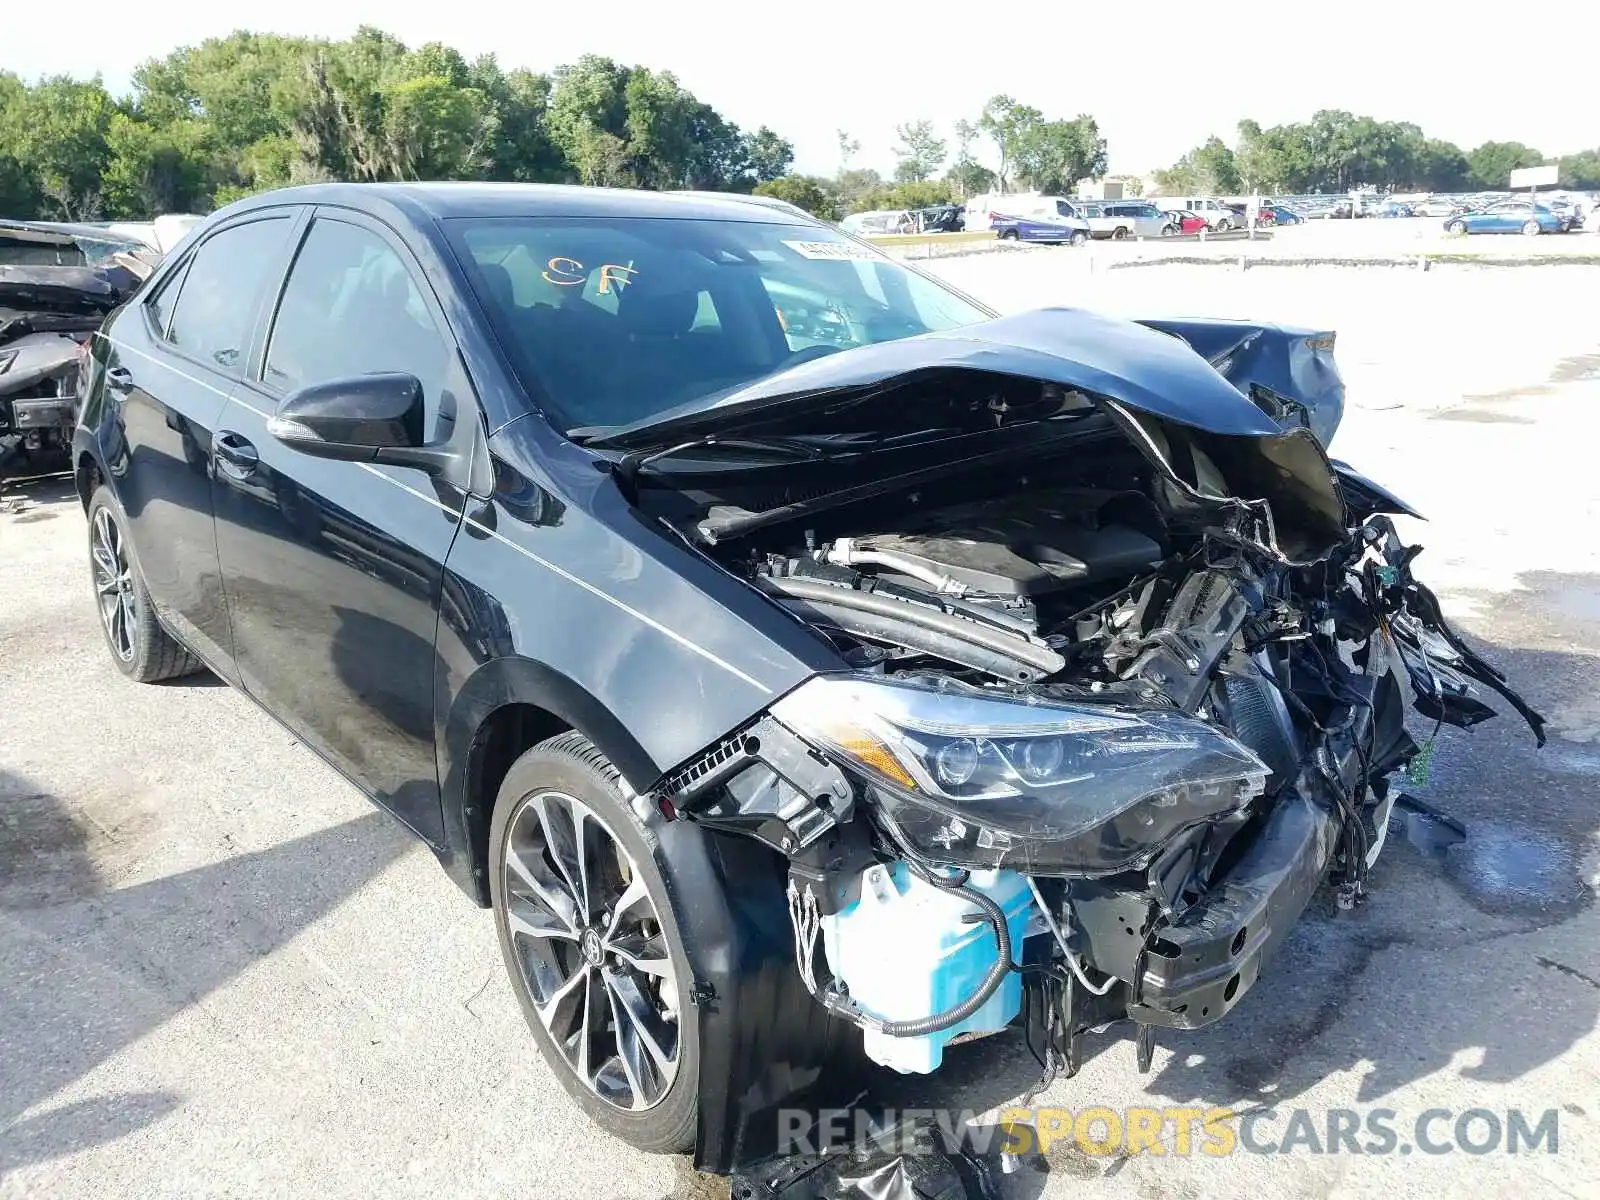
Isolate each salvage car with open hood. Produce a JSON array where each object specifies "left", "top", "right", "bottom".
[
  {"left": 72, "top": 184, "right": 1542, "bottom": 1178},
  {"left": 2, "top": 219, "right": 155, "bottom": 478}
]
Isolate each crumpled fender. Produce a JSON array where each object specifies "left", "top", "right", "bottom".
[{"left": 1138, "top": 317, "right": 1346, "bottom": 447}]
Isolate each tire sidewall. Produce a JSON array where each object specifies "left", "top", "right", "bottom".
[{"left": 487, "top": 739, "right": 700, "bottom": 1153}]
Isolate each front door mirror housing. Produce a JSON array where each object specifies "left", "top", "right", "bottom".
[{"left": 268, "top": 373, "right": 459, "bottom": 475}]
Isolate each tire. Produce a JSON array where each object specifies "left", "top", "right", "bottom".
[
  {"left": 86, "top": 487, "right": 203, "bottom": 683},
  {"left": 1521, "top": 219, "right": 1541, "bottom": 237},
  {"left": 1215, "top": 218, "right": 1233, "bottom": 232},
  {"left": 1111, "top": 226, "right": 1128, "bottom": 240},
  {"left": 1161, "top": 223, "right": 1177, "bottom": 237},
  {"left": 1070, "top": 230, "right": 1089, "bottom": 247},
  {"left": 489, "top": 731, "right": 699, "bottom": 1154},
  {"left": 999, "top": 228, "right": 1019, "bottom": 241},
  {"left": 1447, "top": 219, "right": 1467, "bottom": 235}
]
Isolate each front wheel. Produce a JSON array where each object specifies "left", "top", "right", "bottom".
[
  {"left": 1447, "top": 219, "right": 1467, "bottom": 235},
  {"left": 86, "top": 487, "right": 203, "bottom": 682},
  {"left": 489, "top": 731, "right": 699, "bottom": 1153},
  {"left": 1070, "top": 230, "right": 1089, "bottom": 247},
  {"left": 1111, "top": 226, "right": 1128, "bottom": 240},
  {"left": 1522, "top": 219, "right": 1542, "bottom": 237},
  {"left": 1215, "top": 218, "right": 1233, "bottom": 232},
  {"left": 1161, "top": 223, "right": 1177, "bottom": 237}
]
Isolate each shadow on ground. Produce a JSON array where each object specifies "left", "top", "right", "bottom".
[{"left": 0, "top": 768, "right": 413, "bottom": 1175}]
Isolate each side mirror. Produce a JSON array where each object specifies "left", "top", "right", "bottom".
[{"left": 267, "top": 372, "right": 458, "bottom": 475}]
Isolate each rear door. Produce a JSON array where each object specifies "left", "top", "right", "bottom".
[
  {"left": 91, "top": 210, "right": 301, "bottom": 673},
  {"left": 209, "top": 207, "right": 475, "bottom": 841}
]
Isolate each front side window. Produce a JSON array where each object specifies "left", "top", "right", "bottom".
[
  {"left": 165, "top": 217, "right": 293, "bottom": 373},
  {"left": 451, "top": 217, "right": 990, "bottom": 431},
  {"left": 264, "top": 218, "right": 449, "bottom": 417}
]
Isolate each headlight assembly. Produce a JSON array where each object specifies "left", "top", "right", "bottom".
[{"left": 771, "top": 674, "right": 1269, "bottom": 874}]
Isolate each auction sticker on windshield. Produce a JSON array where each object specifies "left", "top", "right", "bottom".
[{"left": 783, "top": 240, "right": 885, "bottom": 261}]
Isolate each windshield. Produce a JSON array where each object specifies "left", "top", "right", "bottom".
[{"left": 449, "top": 216, "right": 989, "bottom": 432}]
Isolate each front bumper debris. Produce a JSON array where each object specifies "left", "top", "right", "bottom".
[{"left": 1129, "top": 790, "right": 1339, "bottom": 1029}]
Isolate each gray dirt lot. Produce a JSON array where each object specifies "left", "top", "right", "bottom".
[{"left": 3, "top": 262, "right": 1599, "bottom": 1199}]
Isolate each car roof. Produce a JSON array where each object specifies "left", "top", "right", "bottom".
[{"left": 219, "top": 182, "right": 816, "bottom": 227}]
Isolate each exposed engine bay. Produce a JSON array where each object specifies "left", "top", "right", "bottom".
[{"left": 641, "top": 323, "right": 1546, "bottom": 1087}]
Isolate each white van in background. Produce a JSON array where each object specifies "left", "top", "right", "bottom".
[
  {"left": 965, "top": 192, "right": 1086, "bottom": 231},
  {"left": 1080, "top": 200, "right": 1168, "bottom": 239}
]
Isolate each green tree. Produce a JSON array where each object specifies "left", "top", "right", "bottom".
[
  {"left": 101, "top": 113, "right": 213, "bottom": 216},
  {"left": 833, "top": 167, "right": 885, "bottom": 213},
  {"left": 892, "top": 119, "right": 946, "bottom": 183},
  {"left": 742, "top": 127, "right": 793, "bottom": 184},
  {"left": 0, "top": 76, "right": 118, "bottom": 218},
  {"left": 1012, "top": 116, "right": 1106, "bottom": 194},
  {"left": 977, "top": 94, "right": 1042, "bottom": 190},
  {"left": 753, "top": 174, "right": 838, "bottom": 219},
  {"left": 1560, "top": 149, "right": 1600, "bottom": 189},
  {"left": 1466, "top": 141, "right": 1545, "bottom": 190}
]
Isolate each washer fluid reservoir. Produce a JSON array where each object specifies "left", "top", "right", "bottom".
[{"left": 820, "top": 861, "right": 1032, "bottom": 1073}]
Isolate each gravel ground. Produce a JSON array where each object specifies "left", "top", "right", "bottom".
[{"left": 2, "top": 261, "right": 1598, "bottom": 1199}]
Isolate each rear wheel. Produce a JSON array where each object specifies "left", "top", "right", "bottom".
[
  {"left": 999, "top": 228, "right": 1019, "bottom": 241},
  {"left": 86, "top": 488, "right": 203, "bottom": 682},
  {"left": 1521, "top": 219, "right": 1541, "bottom": 237},
  {"left": 489, "top": 731, "right": 699, "bottom": 1153},
  {"left": 1111, "top": 226, "right": 1128, "bottom": 240},
  {"left": 1447, "top": 219, "right": 1467, "bottom": 235},
  {"left": 1161, "top": 223, "right": 1178, "bottom": 237},
  {"left": 1215, "top": 217, "right": 1234, "bottom": 232}
]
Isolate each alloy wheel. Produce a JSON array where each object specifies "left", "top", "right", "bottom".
[
  {"left": 501, "top": 790, "right": 681, "bottom": 1112},
  {"left": 91, "top": 507, "right": 136, "bottom": 662}
]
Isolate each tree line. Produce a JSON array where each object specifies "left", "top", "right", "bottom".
[
  {"left": 1155, "top": 112, "right": 1600, "bottom": 196},
  {"left": 754, "top": 97, "right": 1110, "bottom": 219},
  {"left": 0, "top": 27, "right": 794, "bottom": 221},
  {"left": 5, "top": 35, "right": 1595, "bottom": 228}
]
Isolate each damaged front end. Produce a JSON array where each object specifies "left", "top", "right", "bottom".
[
  {"left": 610, "top": 308, "right": 1543, "bottom": 1173},
  {"left": 1, "top": 222, "right": 152, "bottom": 478}
]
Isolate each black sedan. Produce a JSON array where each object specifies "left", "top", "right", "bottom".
[{"left": 73, "top": 183, "right": 1541, "bottom": 1177}]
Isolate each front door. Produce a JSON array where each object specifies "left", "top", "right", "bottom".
[{"left": 210, "top": 209, "right": 476, "bottom": 842}]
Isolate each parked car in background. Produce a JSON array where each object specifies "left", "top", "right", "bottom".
[
  {"left": 2, "top": 220, "right": 155, "bottom": 478},
  {"left": 991, "top": 212, "right": 1091, "bottom": 245},
  {"left": 1372, "top": 201, "right": 1414, "bottom": 218},
  {"left": 913, "top": 204, "right": 965, "bottom": 233},
  {"left": 1412, "top": 197, "right": 1461, "bottom": 218},
  {"left": 840, "top": 210, "right": 912, "bottom": 236},
  {"left": 1159, "top": 196, "right": 1239, "bottom": 230},
  {"left": 1260, "top": 204, "right": 1301, "bottom": 226},
  {"left": 1159, "top": 210, "right": 1207, "bottom": 235},
  {"left": 1079, "top": 201, "right": 1166, "bottom": 239},
  {"left": 1445, "top": 201, "right": 1566, "bottom": 235}
]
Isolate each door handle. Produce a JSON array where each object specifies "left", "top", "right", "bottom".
[
  {"left": 213, "top": 430, "right": 260, "bottom": 479},
  {"left": 106, "top": 365, "right": 133, "bottom": 388}
]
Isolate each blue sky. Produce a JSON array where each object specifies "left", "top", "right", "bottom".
[{"left": 8, "top": 0, "right": 1594, "bottom": 177}]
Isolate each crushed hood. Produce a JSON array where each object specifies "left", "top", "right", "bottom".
[{"left": 586, "top": 308, "right": 1310, "bottom": 448}]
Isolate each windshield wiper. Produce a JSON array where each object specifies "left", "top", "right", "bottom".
[{"left": 611, "top": 434, "right": 831, "bottom": 489}]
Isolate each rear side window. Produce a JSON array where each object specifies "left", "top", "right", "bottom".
[
  {"left": 164, "top": 217, "right": 292, "bottom": 373},
  {"left": 263, "top": 218, "right": 449, "bottom": 421}
]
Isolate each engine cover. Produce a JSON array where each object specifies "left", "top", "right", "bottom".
[{"left": 854, "top": 497, "right": 1164, "bottom": 597}]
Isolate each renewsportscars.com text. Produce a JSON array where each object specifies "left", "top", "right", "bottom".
[{"left": 777, "top": 1106, "right": 1561, "bottom": 1158}]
